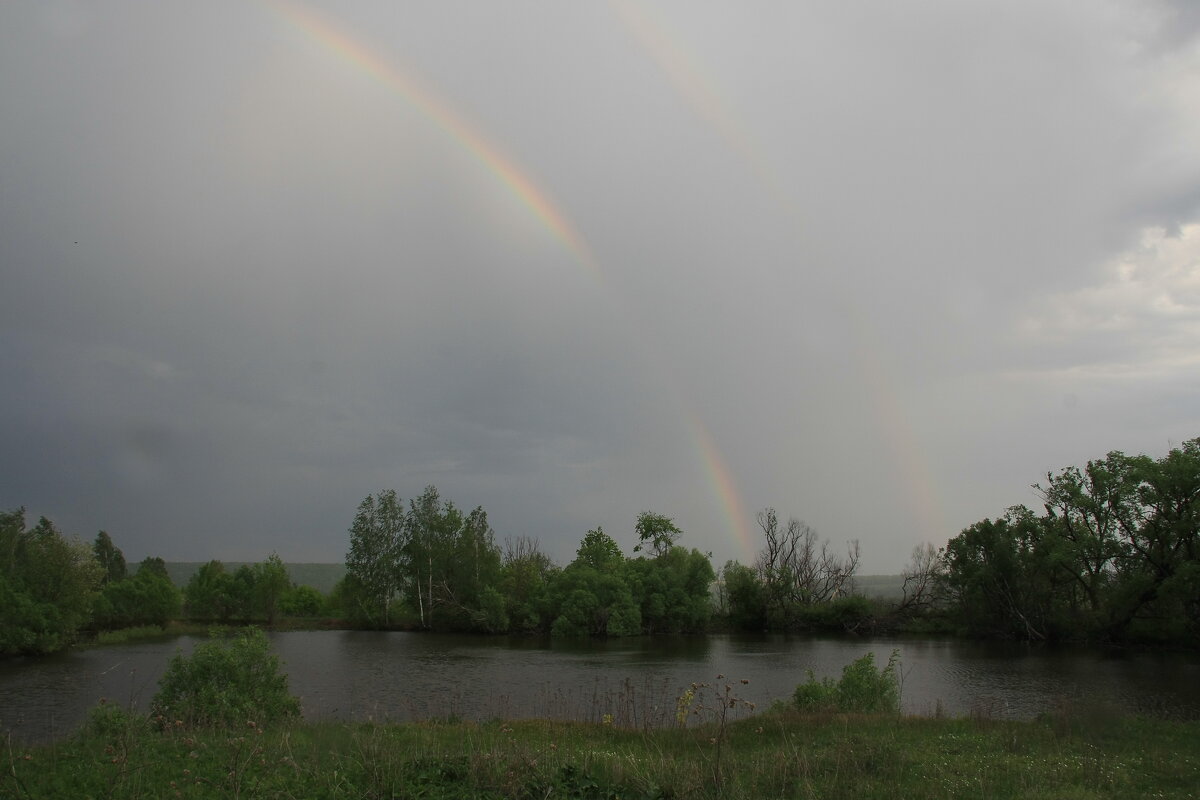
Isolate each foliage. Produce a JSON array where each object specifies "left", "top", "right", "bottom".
[
  {"left": 343, "top": 487, "right": 504, "bottom": 631},
  {"left": 499, "top": 535, "right": 556, "bottom": 632},
  {"left": 719, "top": 509, "right": 865, "bottom": 633},
  {"left": 183, "top": 560, "right": 238, "bottom": 622},
  {"left": 279, "top": 584, "right": 325, "bottom": 617},
  {"left": 92, "top": 530, "right": 127, "bottom": 584},
  {"left": 792, "top": 651, "right": 901, "bottom": 713},
  {"left": 943, "top": 437, "right": 1200, "bottom": 644},
  {"left": 254, "top": 552, "right": 292, "bottom": 626},
  {"left": 93, "top": 563, "right": 181, "bottom": 629},
  {"left": 633, "top": 511, "right": 682, "bottom": 557},
  {"left": 345, "top": 490, "right": 406, "bottom": 626},
  {"left": 0, "top": 508, "right": 102, "bottom": 655},
  {"left": 573, "top": 526, "right": 624, "bottom": 571},
  {"left": 150, "top": 627, "right": 300, "bottom": 729},
  {"left": 625, "top": 545, "right": 715, "bottom": 634}
]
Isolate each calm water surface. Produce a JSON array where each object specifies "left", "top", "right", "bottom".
[{"left": 2, "top": 632, "right": 1197, "bottom": 743}]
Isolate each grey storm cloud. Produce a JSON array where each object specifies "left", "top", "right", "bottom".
[{"left": 2, "top": 0, "right": 1199, "bottom": 571}]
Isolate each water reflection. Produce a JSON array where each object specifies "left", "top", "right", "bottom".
[{"left": 2, "top": 632, "right": 1197, "bottom": 744}]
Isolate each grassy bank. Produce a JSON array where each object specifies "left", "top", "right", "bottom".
[{"left": 7, "top": 707, "right": 1197, "bottom": 799}]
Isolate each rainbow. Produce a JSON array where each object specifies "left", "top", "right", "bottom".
[
  {"left": 616, "top": 1, "right": 950, "bottom": 546},
  {"left": 685, "top": 412, "right": 756, "bottom": 560},
  {"left": 265, "top": 0, "right": 758, "bottom": 559},
  {"left": 265, "top": 0, "right": 595, "bottom": 274}
]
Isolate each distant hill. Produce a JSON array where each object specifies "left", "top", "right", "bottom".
[
  {"left": 164, "top": 562, "right": 346, "bottom": 594},
  {"left": 852, "top": 574, "right": 905, "bottom": 600}
]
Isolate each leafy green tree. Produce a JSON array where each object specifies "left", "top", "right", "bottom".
[
  {"left": 574, "top": 526, "right": 623, "bottom": 571},
  {"left": 93, "top": 566, "right": 181, "bottom": 629},
  {"left": 279, "top": 584, "right": 325, "bottom": 617},
  {"left": 231, "top": 564, "right": 259, "bottom": 622},
  {"left": 184, "top": 560, "right": 239, "bottom": 622},
  {"left": 404, "top": 488, "right": 503, "bottom": 631},
  {"left": 626, "top": 514, "right": 714, "bottom": 634},
  {"left": 92, "top": 530, "right": 126, "bottom": 585},
  {"left": 547, "top": 526, "right": 641, "bottom": 637},
  {"left": 254, "top": 553, "right": 292, "bottom": 626},
  {"left": 943, "top": 507, "right": 1056, "bottom": 639},
  {"left": 500, "top": 535, "right": 556, "bottom": 632},
  {"left": 345, "top": 490, "right": 406, "bottom": 627},
  {"left": 633, "top": 511, "right": 682, "bottom": 557},
  {"left": 946, "top": 437, "right": 1200, "bottom": 644},
  {"left": 0, "top": 509, "right": 102, "bottom": 654},
  {"left": 137, "top": 556, "right": 170, "bottom": 580},
  {"left": 721, "top": 560, "right": 767, "bottom": 630}
]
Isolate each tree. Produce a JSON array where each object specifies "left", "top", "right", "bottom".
[
  {"left": 137, "top": 556, "right": 170, "bottom": 581},
  {"left": 626, "top": 545, "right": 715, "bottom": 633},
  {"left": 500, "top": 535, "right": 555, "bottom": 632},
  {"left": 896, "top": 543, "right": 947, "bottom": 616},
  {"left": 254, "top": 553, "right": 292, "bottom": 627},
  {"left": 184, "top": 560, "right": 238, "bottom": 622},
  {"left": 345, "top": 490, "right": 406, "bottom": 627},
  {"left": 93, "top": 566, "right": 181, "bottom": 629},
  {"left": 754, "top": 508, "right": 859, "bottom": 628},
  {"left": 944, "top": 437, "right": 1200, "bottom": 644},
  {"left": 721, "top": 560, "right": 767, "bottom": 630},
  {"left": 633, "top": 512, "right": 682, "bottom": 557},
  {"left": 0, "top": 510, "right": 102, "bottom": 654},
  {"left": 279, "top": 584, "right": 325, "bottom": 617},
  {"left": 92, "top": 531, "right": 126, "bottom": 585},
  {"left": 575, "top": 526, "right": 623, "bottom": 571},
  {"left": 546, "top": 525, "right": 642, "bottom": 637},
  {"left": 403, "top": 488, "right": 503, "bottom": 631},
  {"left": 943, "top": 507, "right": 1055, "bottom": 640}
]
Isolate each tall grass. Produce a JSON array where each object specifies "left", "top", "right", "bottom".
[{"left": 7, "top": 708, "right": 1197, "bottom": 799}]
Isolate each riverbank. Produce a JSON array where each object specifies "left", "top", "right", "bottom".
[{"left": 7, "top": 707, "right": 1198, "bottom": 799}]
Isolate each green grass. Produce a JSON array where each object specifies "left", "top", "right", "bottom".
[{"left": 7, "top": 705, "right": 1198, "bottom": 799}]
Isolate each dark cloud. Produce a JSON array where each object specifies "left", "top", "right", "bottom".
[{"left": 2, "top": 1, "right": 1198, "bottom": 572}]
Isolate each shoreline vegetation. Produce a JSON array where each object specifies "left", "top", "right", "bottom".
[
  {"left": 6, "top": 635, "right": 1198, "bottom": 799},
  {"left": 3, "top": 436, "right": 1197, "bottom": 659}
]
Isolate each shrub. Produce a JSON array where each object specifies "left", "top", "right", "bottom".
[
  {"left": 793, "top": 650, "right": 900, "bottom": 713},
  {"left": 150, "top": 627, "right": 300, "bottom": 728}
]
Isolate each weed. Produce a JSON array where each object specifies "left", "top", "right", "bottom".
[
  {"left": 792, "top": 650, "right": 901, "bottom": 714},
  {"left": 150, "top": 627, "right": 300, "bottom": 730}
]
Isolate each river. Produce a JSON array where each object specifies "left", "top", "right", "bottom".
[{"left": 2, "top": 632, "right": 1198, "bottom": 743}]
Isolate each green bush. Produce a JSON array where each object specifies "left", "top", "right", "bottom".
[
  {"left": 150, "top": 627, "right": 300, "bottom": 728},
  {"left": 793, "top": 650, "right": 901, "bottom": 713}
]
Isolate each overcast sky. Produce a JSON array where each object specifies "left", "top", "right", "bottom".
[{"left": 2, "top": 1, "right": 1198, "bottom": 572}]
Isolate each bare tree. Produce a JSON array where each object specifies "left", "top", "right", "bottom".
[
  {"left": 754, "top": 507, "right": 860, "bottom": 623},
  {"left": 897, "top": 542, "right": 946, "bottom": 614}
]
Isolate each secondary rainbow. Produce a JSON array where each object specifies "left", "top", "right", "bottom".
[
  {"left": 266, "top": 0, "right": 756, "bottom": 558},
  {"left": 266, "top": 0, "right": 595, "bottom": 275}
]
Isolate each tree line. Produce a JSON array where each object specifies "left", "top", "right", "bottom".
[
  {"left": 339, "top": 486, "right": 717, "bottom": 636},
  {"left": 6, "top": 433, "right": 1194, "bottom": 654},
  {"left": 0, "top": 508, "right": 328, "bottom": 656},
  {"left": 931, "top": 437, "right": 1200, "bottom": 644}
]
